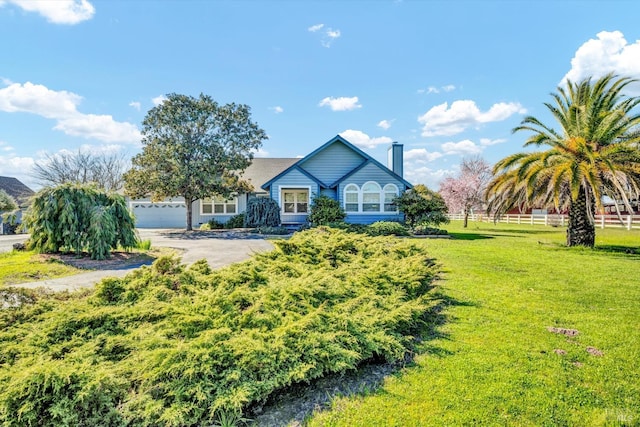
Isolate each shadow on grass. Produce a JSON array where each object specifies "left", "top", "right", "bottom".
[
  {"left": 482, "top": 228, "right": 563, "bottom": 235},
  {"left": 594, "top": 244, "right": 640, "bottom": 258},
  {"left": 448, "top": 233, "right": 494, "bottom": 240},
  {"left": 248, "top": 291, "right": 471, "bottom": 426}
]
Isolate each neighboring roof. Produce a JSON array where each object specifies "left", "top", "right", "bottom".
[
  {"left": 261, "top": 135, "right": 413, "bottom": 190},
  {"left": 242, "top": 158, "right": 298, "bottom": 191},
  {"left": 0, "top": 176, "right": 35, "bottom": 207}
]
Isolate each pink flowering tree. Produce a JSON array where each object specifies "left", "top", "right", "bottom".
[{"left": 439, "top": 156, "right": 492, "bottom": 228}]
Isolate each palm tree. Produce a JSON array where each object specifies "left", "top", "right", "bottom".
[{"left": 486, "top": 74, "right": 640, "bottom": 247}]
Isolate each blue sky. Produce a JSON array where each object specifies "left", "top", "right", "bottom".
[{"left": 1, "top": 0, "right": 640, "bottom": 191}]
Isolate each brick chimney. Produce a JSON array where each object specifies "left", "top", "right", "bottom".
[{"left": 387, "top": 142, "right": 403, "bottom": 177}]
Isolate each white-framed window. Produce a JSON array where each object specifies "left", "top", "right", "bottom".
[
  {"left": 282, "top": 189, "right": 309, "bottom": 214},
  {"left": 343, "top": 182, "right": 399, "bottom": 213},
  {"left": 201, "top": 196, "right": 237, "bottom": 215},
  {"left": 344, "top": 184, "right": 359, "bottom": 212},
  {"left": 362, "top": 182, "right": 382, "bottom": 212},
  {"left": 384, "top": 184, "right": 399, "bottom": 212}
]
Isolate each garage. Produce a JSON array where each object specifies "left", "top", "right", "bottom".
[{"left": 130, "top": 201, "right": 187, "bottom": 228}]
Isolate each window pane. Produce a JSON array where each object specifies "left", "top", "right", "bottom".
[
  {"left": 363, "top": 193, "right": 380, "bottom": 203},
  {"left": 362, "top": 182, "right": 380, "bottom": 192},
  {"left": 346, "top": 193, "right": 358, "bottom": 203},
  {"left": 345, "top": 184, "right": 358, "bottom": 191},
  {"left": 345, "top": 203, "right": 358, "bottom": 212},
  {"left": 384, "top": 203, "right": 396, "bottom": 212},
  {"left": 363, "top": 203, "right": 380, "bottom": 212},
  {"left": 214, "top": 204, "right": 224, "bottom": 214},
  {"left": 202, "top": 204, "right": 212, "bottom": 214},
  {"left": 297, "top": 191, "right": 308, "bottom": 202},
  {"left": 384, "top": 192, "right": 396, "bottom": 203},
  {"left": 284, "top": 203, "right": 295, "bottom": 213},
  {"left": 284, "top": 192, "right": 295, "bottom": 203},
  {"left": 297, "top": 203, "right": 308, "bottom": 213},
  {"left": 226, "top": 204, "right": 236, "bottom": 214}
]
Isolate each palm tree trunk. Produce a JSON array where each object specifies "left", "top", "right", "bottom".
[{"left": 566, "top": 186, "right": 595, "bottom": 247}]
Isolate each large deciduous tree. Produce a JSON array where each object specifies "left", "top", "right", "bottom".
[
  {"left": 124, "top": 93, "right": 267, "bottom": 231},
  {"left": 32, "top": 150, "right": 128, "bottom": 191},
  {"left": 486, "top": 74, "right": 640, "bottom": 247},
  {"left": 439, "top": 156, "right": 492, "bottom": 228}
]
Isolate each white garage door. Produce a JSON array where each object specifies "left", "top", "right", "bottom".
[{"left": 131, "top": 202, "right": 187, "bottom": 228}]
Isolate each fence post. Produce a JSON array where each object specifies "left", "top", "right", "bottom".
[
  {"left": 561, "top": 215, "right": 565, "bottom": 227},
  {"left": 600, "top": 215, "right": 605, "bottom": 229},
  {"left": 628, "top": 215, "right": 632, "bottom": 231},
  {"left": 544, "top": 215, "right": 548, "bottom": 226},
  {"left": 530, "top": 215, "right": 534, "bottom": 225},
  {"left": 517, "top": 215, "right": 521, "bottom": 225},
  {"left": 506, "top": 215, "right": 510, "bottom": 224}
]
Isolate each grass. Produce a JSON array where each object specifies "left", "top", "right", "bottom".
[
  {"left": 307, "top": 221, "right": 640, "bottom": 426},
  {"left": 0, "top": 250, "right": 83, "bottom": 286}
]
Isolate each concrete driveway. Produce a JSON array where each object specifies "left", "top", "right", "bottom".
[{"left": 3, "top": 229, "right": 276, "bottom": 292}]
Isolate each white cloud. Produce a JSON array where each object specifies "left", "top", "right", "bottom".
[
  {"left": 2, "top": 0, "right": 95, "bottom": 24},
  {"left": 0, "top": 140, "right": 14, "bottom": 152},
  {"left": 129, "top": 101, "right": 141, "bottom": 111},
  {"left": 404, "top": 148, "right": 443, "bottom": 163},
  {"left": 339, "top": 129, "right": 392, "bottom": 149},
  {"left": 308, "top": 23, "right": 341, "bottom": 47},
  {"left": 308, "top": 23, "right": 324, "bottom": 32},
  {"left": 418, "top": 84, "right": 456, "bottom": 95},
  {"left": 377, "top": 119, "right": 393, "bottom": 130},
  {"left": 152, "top": 95, "right": 167, "bottom": 106},
  {"left": 404, "top": 165, "right": 455, "bottom": 189},
  {"left": 441, "top": 139, "right": 482, "bottom": 155},
  {"left": 480, "top": 137, "right": 506, "bottom": 146},
  {"left": 0, "top": 154, "right": 37, "bottom": 189},
  {"left": 54, "top": 114, "right": 140, "bottom": 143},
  {"left": 418, "top": 100, "right": 526, "bottom": 137},
  {"left": 253, "top": 148, "right": 270, "bottom": 158},
  {"left": 563, "top": 31, "right": 640, "bottom": 92},
  {"left": 0, "top": 81, "right": 141, "bottom": 143},
  {"left": 319, "top": 96, "right": 361, "bottom": 111},
  {"left": 270, "top": 106, "right": 284, "bottom": 114}
]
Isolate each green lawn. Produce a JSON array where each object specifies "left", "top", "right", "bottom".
[
  {"left": 307, "top": 221, "right": 640, "bottom": 426},
  {"left": 0, "top": 250, "right": 82, "bottom": 286}
]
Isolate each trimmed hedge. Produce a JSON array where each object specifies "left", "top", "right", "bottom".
[{"left": 0, "top": 228, "right": 439, "bottom": 426}]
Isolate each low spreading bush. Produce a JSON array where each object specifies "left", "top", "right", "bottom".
[
  {"left": 224, "top": 213, "right": 245, "bottom": 229},
  {"left": 367, "top": 221, "right": 410, "bottom": 236},
  {"left": 0, "top": 228, "right": 439, "bottom": 426},
  {"left": 200, "top": 219, "right": 224, "bottom": 230},
  {"left": 412, "top": 225, "right": 449, "bottom": 236}
]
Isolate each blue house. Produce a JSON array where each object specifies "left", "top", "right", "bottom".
[
  {"left": 261, "top": 135, "right": 411, "bottom": 225},
  {"left": 130, "top": 135, "right": 412, "bottom": 228}
]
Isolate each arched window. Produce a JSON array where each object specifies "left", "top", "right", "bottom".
[
  {"left": 344, "top": 184, "right": 359, "bottom": 212},
  {"left": 362, "top": 182, "right": 381, "bottom": 212},
  {"left": 383, "top": 184, "right": 399, "bottom": 212}
]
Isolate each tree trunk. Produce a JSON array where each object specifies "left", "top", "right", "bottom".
[
  {"left": 186, "top": 198, "right": 193, "bottom": 231},
  {"left": 463, "top": 208, "right": 469, "bottom": 228},
  {"left": 566, "top": 186, "right": 595, "bottom": 247}
]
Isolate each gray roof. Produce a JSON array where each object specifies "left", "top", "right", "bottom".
[
  {"left": 242, "top": 158, "right": 298, "bottom": 192},
  {"left": 0, "top": 176, "right": 35, "bottom": 208}
]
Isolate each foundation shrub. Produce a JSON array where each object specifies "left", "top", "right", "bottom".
[{"left": 0, "top": 228, "right": 439, "bottom": 426}]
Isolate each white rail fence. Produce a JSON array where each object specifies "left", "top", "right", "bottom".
[{"left": 448, "top": 213, "right": 640, "bottom": 230}]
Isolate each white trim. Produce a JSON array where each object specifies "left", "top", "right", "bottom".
[
  {"left": 278, "top": 185, "right": 312, "bottom": 215},
  {"left": 342, "top": 181, "right": 399, "bottom": 214},
  {"left": 200, "top": 195, "right": 238, "bottom": 216}
]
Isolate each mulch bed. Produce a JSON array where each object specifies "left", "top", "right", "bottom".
[{"left": 40, "top": 252, "right": 155, "bottom": 270}]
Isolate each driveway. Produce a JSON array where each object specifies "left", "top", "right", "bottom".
[{"left": 4, "top": 229, "right": 276, "bottom": 292}]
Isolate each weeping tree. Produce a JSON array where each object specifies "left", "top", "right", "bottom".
[
  {"left": 25, "top": 183, "right": 138, "bottom": 260},
  {"left": 244, "top": 197, "right": 280, "bottom": 227},
  {"left": 487, "top": 74, "right": 640, "bottom": 247},
  {"left": 124, "top": 93, "right": 267, "bottom": 231}
]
